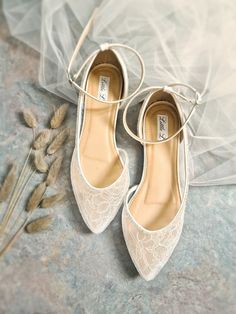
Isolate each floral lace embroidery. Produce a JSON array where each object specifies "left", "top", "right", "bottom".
[
  {"left": 72, "top": 149, "right": 130, "bottom": 231},
  {"left": 122, "top": 201, "right": 186, "bottom": 278}
]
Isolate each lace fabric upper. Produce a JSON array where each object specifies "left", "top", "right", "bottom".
[
  {"left": 122, "top": 192, "right": 185, "bottom": 280},
  {"left": 122, "top": 93, "right": 189, "bottom": 279},
  {"left": 72, "top": 149, "right": 130, "bottom": 233}
]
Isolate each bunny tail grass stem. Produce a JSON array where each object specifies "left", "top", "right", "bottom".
[
  {"left": 7, "top": 205, "right": 26, "bottom": 236},
  {"left": 0, "top": 165, "right": 35, "bottom": 234},
  {"left": 0, "top": 215, "right": 31, "bottom": 258},
  {"left": 32, "top": 128, "right": 36, "bottom": 141},
  {"left": 5, "top": 148, "right": 32, "bottom": 213},
  {"left": 1, "top": 129, "right": 37, "bottom": 231},
  {"left": 4, "top": 169, "right": 35, "bottom": 235}
]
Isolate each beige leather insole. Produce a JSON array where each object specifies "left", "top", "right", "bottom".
[
  {"left": 79, "top": 64, "right": 123, "bottom": 188},
  {"left": 130, "top": 101, "right": 181, "bottom": 230}
]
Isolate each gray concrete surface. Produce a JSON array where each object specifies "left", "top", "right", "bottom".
[{"left": 0, "top": 6, "right": 235, "bottom": 314}]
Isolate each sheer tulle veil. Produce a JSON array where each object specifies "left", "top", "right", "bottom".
[{"left": 3, "top": 0, "right": 236, "bottom": 186}]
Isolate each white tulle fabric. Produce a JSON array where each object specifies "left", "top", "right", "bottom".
[
  {"left": 3, "top": 0, "right": 236, "bottom": 186},
  {"left": 71, "top": 149, "right": 130, "bottom": 233}
]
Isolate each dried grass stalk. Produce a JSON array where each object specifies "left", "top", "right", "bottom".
[
  {"left": 47, "top": 128, "right": 70, "bottom": 155},
  {"left": 26, "top": 182, "right": 47, "bottom": 212},
  {"left": 33, "top": 129, "right": 51, "bottom": 150},
  {"left": 0, "top": 216, "right": 28, "bottom": 258},
  {"left": 50, "top": 103, "right": 69, "bottom": 129},
  {"left": 46, "top": 156, "right": 63, "bottom": 186},
  {"left": 25, "top": 215, "right": 54, "bottom": 233},
  {"left": 0, "top": 164, "right": 17, "bottom": 202},
  {"left": 41, "top": 192, "right": 65, "bottom": 208},
  {"left": 34, "top": 151, "right": 48, "bottom": 173},
  {"left": 22, "top": 109, "right": 37, "bottom": 128}
]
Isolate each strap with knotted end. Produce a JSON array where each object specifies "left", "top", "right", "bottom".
[
  {"left": 67, "top": 8, "right": 145, "bottom": 104},
  {"left": 123, "top": 83, "right": 203, "bottom": 145}
]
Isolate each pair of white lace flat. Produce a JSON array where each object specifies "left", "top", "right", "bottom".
[{"left": 68, "top": 12, "right": 202, "bottom": 281}]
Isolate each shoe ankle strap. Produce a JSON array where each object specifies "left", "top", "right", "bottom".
[
  {"left": 67, "top": 8, "right": 145, "bottom": 104},
  {"left": 123, "top": 83, "right": 203, "bottom": 145}
]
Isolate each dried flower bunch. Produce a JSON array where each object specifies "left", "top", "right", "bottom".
[{"left": 0, "top": 104, "right": 70, "bottom": 258}]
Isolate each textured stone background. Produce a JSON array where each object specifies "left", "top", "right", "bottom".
[{"left": 0, "top": 5, "right": 235, "bottom": 314}]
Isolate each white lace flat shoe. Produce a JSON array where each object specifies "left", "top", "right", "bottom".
[
  {"left": 67, "top": 11, "right": 145, "bottom": 233},
  {"left": 122, "top": 84, "right": 201, "bottom": 280}
]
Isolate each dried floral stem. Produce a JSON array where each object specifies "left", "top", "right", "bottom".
[
  {"left": 0, "top": 163, "right": 34, "bottom": 234},
  {"left": 0, "top": 181, "right": 47, "bottom": 257},
  {"left": 0, "top": 215, "right": 31, "bottom": 258},
  {"left": 7, "top": 148, "right": 32, "bottom": 210},
  {"left": 0, "top": 164, "right": 17, "bottom": 202},
  {"left": 0, "top": 168, "right": 32, "bottom": 235},
  {"left": 32, "top": 128, "right": 36, "bottom": 141},
  {"left": 5, "top": 169, "right": 35, "bottom": 235},
  {"left": 5, "top": 110, "right": 38, "bottom": 223},
  {"left": 0, "top": 111, "right": 37, "bottom": 232}
]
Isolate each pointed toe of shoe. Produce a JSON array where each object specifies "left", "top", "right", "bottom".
[
  {"left": 139, "top": 269, "right": 159, "bottom": 282},
  {"left": 84, "top": 218, "right": 108, "bottom": 234},
  {"left": 77, "top": 198, "right": 122, "bottom": 234},
  {"left": 122, "top": 202, "right": 184, "bottom": 281},
  {"left": 122, "top": 213, "right": 161, "bottom": 280},
  {"left": 76, "top": 186, "right": 128, "bottom": 234},
  {"left": 71, "top": 149, "right": 130, "bottom": 233}
]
